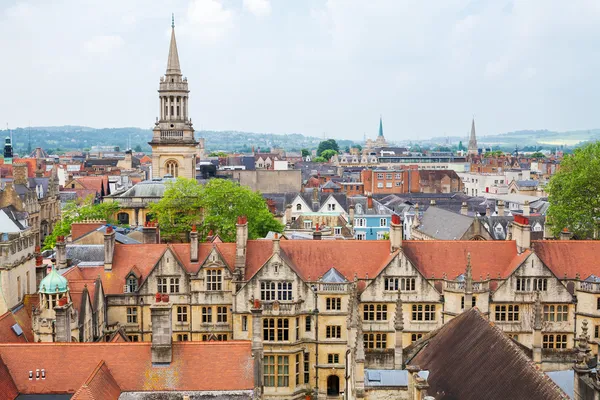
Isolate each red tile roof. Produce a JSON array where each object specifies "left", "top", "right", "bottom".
[
  {"left": 0, "top": 312, "right": 27, "bottom": 343},
  {"left": 0, "top": 355, "right": 18, "bottom": 400},
  {"left": 533, "top": 240, "right": 600, "bottom": 280},
  {"left": 75, "top": 176, "right": 108, "bottom": 192},
  {"left": 0, "top": 341, "right": 253, "bottom": 394},
  {"left": 71, "top": 361, "right": 121, "bottom": 400},
  {"left": 402, "top": 240, "right": 521, "bottom": 280}
]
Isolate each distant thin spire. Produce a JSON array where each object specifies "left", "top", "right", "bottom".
[
  {"left": 166, "top": 14, "right": 181, "bottom": 75},
  {"left": 378, "top": 115, "right": 383, "bottom": 137},
  {"left": 172, "top": 13, "right": 175, "bottom": 28}
]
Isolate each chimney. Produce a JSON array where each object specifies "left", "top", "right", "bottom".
[
  {"left": 124, "top": 149, "right": 133, "bottom": 169},
  {"left": 348, "top": 205, "right": 355, "bottom": 226},
  {"left": 235, "top": 216, "right": 248, "bottom": 279},
  {"left": 522, "top": 200, "right": 530, "bottom": 217},
  {"left": 390, "top": 214, "right": 402, "bottom": 252},
  {"left": 272, "top": 233, "right": 280, "bottom": 255},
  {"left": 142, "top": 222, "right": 158, "bottom": 244},
  {"left": 429, "top": 199, "right": 436, "bottom": 207},
  {"left": 55, "top": 236, "right": 67, "bottom": 269},
  {"left": 486, "top": 204, "right": 491, "bottom": 217},
  {"left": 312, "top": 187, "right": 318, "bottom": 202},
  {"left": 104, "top": 226, "right": 115, "bottom": 271},
  {"left": 35, "top": 246, "right": 43, "bottom": 267},
  {"left": 313, "top": 224, "right": 322, "bottom": 240},
  {"left": 13, "top": 162, "right": 28, "bottom": 186},
  {"left": 190, "top": 225, "right": 198, "bottom": 262},
  {"left": 367, "top": 193, "right": 373, "bottom": 209},
  {"left": 512, "top": 214, "right": 531, "bottom": 253},
  {"left": 497, "top": 200, "right": 505, "bottom": 217},
  {"left": 284, "top": 204, "right": 292, "bottom": 225},
  {"left": 54, "top": 296, "right": 72, "bottom": 343},
  {"left": 559, "top": 228, "right": 572, "bottom": 241},
  {"left": 251, "top": 300, "right": 264, "bottom": 396},
  {"left": 151, "top": 294, "right": 172, "bottom": 364},
  {"left": 460, "top": 202, "right": 468, "bottom": 216},
  {"left": 543, "top": 216, "right": 554, "bottom": 240}
]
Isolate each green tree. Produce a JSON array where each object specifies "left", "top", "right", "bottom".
[
  {"left": 43, "top": 197, "right": 120, "bottom": 250},
  {"left": 547, "top": 141, "right": 600, "bottom": 239},
  {"left": 316, "top": 139, "right": 339, "bottom": 156},
  {"left": 352, "top": 144, "right": 362, "bottom": 152},
  {"left": 530, "top": 151, "right": 545, "bottom": 159},
  {"left": 134, "top": 144, "right": 143, "bottom": 152},
  {"left": 149, "top": 178, "right": 283, "bottom": 242},
  {"left": 320, "top": 149, "right": 337, "bottom": 161},
  {"left": 313, "top": 156, "right": 327, "bottom": 163},
  {"left": 208, "top": 151, "right": 228, "bottom": 157},
  {"left": 301, "top": 149, "right": 310, "bottom": 158},
  {"left": 458, "top": 141, "right": 465, "bottom": 151}
]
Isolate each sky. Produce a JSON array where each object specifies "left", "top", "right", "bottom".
[{"left": 2, "top": 0, "right": 600, "bottom": 142}]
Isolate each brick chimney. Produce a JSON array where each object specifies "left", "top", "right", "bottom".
[
  {"left": 142, "top": 222, "right": 158, "bottom": 244},
  {"left": 190, "top": 225, "right": 198, "bottom": 262},
  {"left": 55, "top": 236, "right": 67, "bottom": 269},
  {"left": 151, "top": 294, "right": 172, "bottom": 364},
  {"left": 104, "top": 226, "right": 115, "bottom": 271},
  {"left": 390, "top": 214, "right": 402, "bottom": 252},
  {"left": 460, "top": 202, "right": 468, "bottom": 216},
  {"left": 497, "top": 200, "right": 505, "bottom": 217},
  {"left": 284, "top": 204, "right": 292, "bottom": 225},
  {"left": 348, "top": 205, "right": 355, "bottom": 226},
  {"left": 367, "top": 193, "right": 373, "bottom": 209},
  {"left": 12, "top": 162, "right": 28, "bottom": 186},
  {"left": 235, "top": 216, "right": 248, "bottom": 279},
  {"left": 559, "top": 228, "right": 572, "bottom": 241},
  {"left": 54, "top": 296, "right": 72, "bottom": 343},
  {"left": 511, "top": 215, "right": 531, "bottom": 253}
]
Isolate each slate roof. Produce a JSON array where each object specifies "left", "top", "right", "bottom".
[
  {"left": 479, "top": 215, "right": 546, "bottom": 240},
  {"left": 516, "top": 180, "right": 539, "bottom": 188},
  {"left": 409, "top": 308, "right": 568, "bottom": 400},
  {"left": 108, "top": 178, "right": 175, "bottom": 198},
  {"left": 75, "top": 226, "right": 141, "bottom": 245},
  {"left": 0, "top": 206, "right": 28, "bottom": 232},
  {"left": 65, "top": 245, "right": 105, "bottom": 264},
  {"left": 375, "top": 193, "right": 490, "bottom": 215},
  {"left": 348, "top": 196, "right": 394, "bottom": 216},
  {"left": 264, "top": 191, "right": 349, "bottom": 214},
  {"left": 415, "top": 207, "right": 474, "bottom": 240}
]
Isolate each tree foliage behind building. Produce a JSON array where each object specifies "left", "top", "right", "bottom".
[
  {"left": 547, "top": 141, "right": 600, "bottom": 239},
  {"left": 316, "top": 139, "right": 339, "bottom": 156}
]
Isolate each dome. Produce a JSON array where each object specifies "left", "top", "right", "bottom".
[{"left": 39, "top": 266, "right": 68, "bottom": 294}]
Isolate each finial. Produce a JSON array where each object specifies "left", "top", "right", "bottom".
[{"left": 172, "top": 13, "right": 175, "bottom": 28}]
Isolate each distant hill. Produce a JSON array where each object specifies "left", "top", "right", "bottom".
[
  {"left": 2, "top": 126, "right": 356, "bottom": 155},
  {"left": 426, "top": 129, "right": 600, "bottom": 150}
]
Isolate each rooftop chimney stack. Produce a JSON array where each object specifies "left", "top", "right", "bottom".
[
  {"left": 272, "top": 233, "right": 280, "bottom": 254},
  {"left": 190, "top": 225, "right": 198, "bottom": 262},
  {"left": 390, "top": 214, "right": 402, "bottom": 252},
  {"left": 151, "top": 294, "right": 173, "bottom": 364},
  {"left": 522, "top": 200, "right": 530, "bottom": 217},
  {"left": 284, "top": 204, "right": 292, "bottom": 226},
  {"left": 512, "top": 214, "right": 531, "bottom": 253},
  {"left": 53, "top": 296, "right": 72, "bottom": 343},
  {"left": 559, "top": 228, "right": 572, "bottom": 241},
  {"left": 12, "top": 162, "right": 28, "bottom": 186},
  {"left": 460, "top": 202, "right": 468, "bottom": 216},
  {"left": 348, "top": 205, "right": 355, "bottom": 226},
  {"left": 142, "top": 222, "right": 159, "bottom": 244},
  {"left": 367, "top": 193, "right": 373, "bottom": 209},
  {"left": 497, "top": 200, "right": 505, "bottom": 217},
  {"left": 104, "top": 226, "right": 115, "bottom": 271},
  {"left": 55, "top": 236, "right": 67, "bottom": 269}
]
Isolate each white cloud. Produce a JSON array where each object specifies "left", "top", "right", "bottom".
[
  {"left": 181, "top": 0, "right": 235, "bottom": 43},
  {"left": 243, "top": 0, "right": 271, "bottom": 17},
  {"left": 83, "top": 35, "right": 125, "bottom": 54}
]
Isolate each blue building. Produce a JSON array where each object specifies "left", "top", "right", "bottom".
[{"left": 349, "top": 196, "right": 396, "bottom": 240}]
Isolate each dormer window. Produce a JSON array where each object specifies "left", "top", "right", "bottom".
[
  {"left": 296, "top": 204, "right": 302, "bottom": 211},
  {"left": 125, "top": 276, "right": 138, "bottom": 293},
  {"left": 206, "top": 269, "right": 222, "bottom": 291}
]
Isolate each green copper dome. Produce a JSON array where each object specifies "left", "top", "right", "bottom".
[{"left": 39, "top": 266, "right": 68, "bottom": 294}]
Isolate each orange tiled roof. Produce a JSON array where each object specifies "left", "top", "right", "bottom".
[
  {"left": 0, "top": 341, "right": 253, "bottom": 394},
  {"left": 533, "top": 240, "right": 600, "bottom": 280},
  {"left": 71, "top": 360, "right": 121, "bottom": 400},
  {"left": 0, "top": 355, "right": 18, "bottom": 400},
  {"left": 0, "top": 312, "right": 27, "bottom": 344},
  {"left": 401, "top": 240, "right": 521, "bottom": 280},
  {"left": 74, "top": 176, "right": 108, "bottom": 192}
]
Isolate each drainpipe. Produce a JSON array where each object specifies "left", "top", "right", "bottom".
[{"left": 344, "top": 348, "right": 351, "bottom": 400}]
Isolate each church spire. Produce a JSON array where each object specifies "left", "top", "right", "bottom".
[
  {"left": 467, "top": 117, "right": 478, "bottom": 155},
  {"left": 378, "top": 115, "right": 384, "bottom": 137},
  {"left": 166, "top": 14, "right": 181, "bottom": 75}
]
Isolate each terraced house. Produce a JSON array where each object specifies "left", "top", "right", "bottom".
[{"left": 49, "top": 213, "right": 600, "bottom": 398}]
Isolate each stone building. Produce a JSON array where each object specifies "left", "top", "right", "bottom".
[
  {"left": 51, "top": 212, "right": 600, "bottom": 398},
  {"left": 149, "top": 17, "right": 198, "bottom": 179}
]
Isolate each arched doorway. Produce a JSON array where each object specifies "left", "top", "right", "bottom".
[
  {"left": 117, "top": 212, "right": 130, "bottom": 225},
  {"left": 327, "top": 375, "right": 340, "bottom": 396}
]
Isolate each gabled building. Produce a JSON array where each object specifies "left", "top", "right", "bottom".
[{"left": 348, "top": 195, "right": 395, "bottom": 240}]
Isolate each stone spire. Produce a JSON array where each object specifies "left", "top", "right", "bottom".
[
  {"left": 464, "top": 253, "right": 473, "bottom": 311},
  {"left": 468, "top": 117, "right": 478, "bottom": 155},
  {"left": 532, "top": 290, "right": 542, "bottom": 364},
  {"left": 166, "top": 14, "right": 181, "bottom": 75},
  {"left": 378, "top": 115, "right": 384, "bottom": 137},
  {"left": 394, "top": 288, "right": 404, "bottom": 369},
  {"left": 394, "top": 289, "right": 404, "bottom": 331},
  {"left": 575, "top": 319, "right": 592, "bottom": 371}
]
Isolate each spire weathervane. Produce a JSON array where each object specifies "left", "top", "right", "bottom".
[{"left": 172, "top": 13, "right": 175, "bottom": 28}]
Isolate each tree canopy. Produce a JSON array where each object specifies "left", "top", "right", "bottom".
[
  {"left": 149, "top": 178, "right": 283, "bottom": 242},
  {"left": 316, "top": 139, "right": 339, "bottom": 156},
  {"left": 43, "top": 196, "right": 120, "bottom": 250},
  {"left": 301, "top": 148, "right": 310, "bottom": 157},
  {"left": 320, "top": 149, "right": 337, "bottom": 161},
  {"left": 547, "top": 141, "right": 600, "bottom": 239},
  {"left": 530, "top": 151, "right": 546, "bottom": 159}
]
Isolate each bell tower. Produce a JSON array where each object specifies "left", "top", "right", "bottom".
[{"left": 149, "top": 14, "right": 198, "bottom": 179}]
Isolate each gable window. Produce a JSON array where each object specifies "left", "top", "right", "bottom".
[
  {"left": 495, "top": 305, "right": 519, "bottom": 321},
  {"left": 363, "top": 304, "right": 388, "bottom": 321},
  {"left": 461, "top": 296, "right": 477, "bottom": 309},
  {"left": 206, "top": 269, "right": 222, "bottom": 291},
  {"left": 126, "top": 307, "right": 137, "bottom": 324},
  {"left": 261, "top": 281, "right": 276, "bottom": 301},
  {"left": 364, "top": 333, "right": 387, "bottom": 349},
  {"left": 326, "top": 297, "right": 342, "bottom": 311},
  {"left": 262, "top": 281, "right": 293, "bottom": 301},
  {"left": 217, "top": 306, "right": 228, "bottom": 323},
  {"left": 411, "top": 304, "right": 436, "bottom": 321},
  {"left": 533, "top": 278, "right": 548, "bottom": 291},
  {"left": 157, "top": 278, "right": 168, "bottom": 293},
  {"left": 296, "top": 204, "right": 302, "bottom": 211},
  {"left": 385, "top": 277, "right": 416, "bottom": 292},
  {"left": 515, "top": 278, "right": 531, "bottom": 291},
  {"left": 263, "top": 318, "right": 289, "bottom": 341},
  {"left": 328, "top": 204, "right": 336, "bottom": 211},
  {"left": 327, "top": 354, "right": 340, "bottom": 364},
  {"left": 544, "top": 305, "right": 568, "bottom": 322},
  {"left": 170, "top": 278, "right": 180, "bottom": 293},
  {"left": 177, "top": 306, "right": 188, "bottom": 323},
  {"left": 326, "top": 325, "right": 341, "bottom": 339},
  {"left": 202, "top": 306, "right": 213, "bottom": 323},
  {"left": 125, "top": 276, "right": 138, "bottom": 293},
  {"left": 278, "top": 282, "right": 293, "bottom": 301}
]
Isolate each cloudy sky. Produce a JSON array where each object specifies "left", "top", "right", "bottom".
[{"left": 2, "top": 0, "right": 600, "bottom": 141}]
